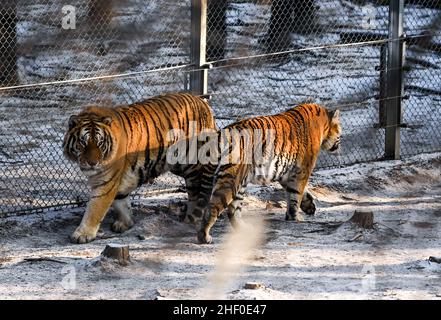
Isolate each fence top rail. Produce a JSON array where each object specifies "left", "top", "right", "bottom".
[
  {"left": 0, "top": 63, "right": 193, "bottom": 93},
  {"left": 208, "top": 33, "right": 433, "bottom": 64},
  {"left": 0, "top": 33, "right": 434, "bottom": 93}
]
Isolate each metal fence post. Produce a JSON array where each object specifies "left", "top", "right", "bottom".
[
  {"left": 384, "top": 0, "right": 405, "bottom": 160},
  {"left": 190, "top": 0, "right": 208, "bottom": 97},
  {"left": 378, "top": 44, "right": 387, "bottom": 127}
]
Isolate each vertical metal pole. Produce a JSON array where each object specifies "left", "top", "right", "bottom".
[
  {"left": 378, "top": 44, "right": 387, "bottom": 127},
  {"left": 190, "top": 0, "right": 208, "bottom": 96},
  {"left": 384, "top": 0, "right": 405, "bottom": 160}
]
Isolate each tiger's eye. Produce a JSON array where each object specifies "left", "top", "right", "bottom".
[{"left": 79, "top": 136, "right": 87, "bottom": 146}]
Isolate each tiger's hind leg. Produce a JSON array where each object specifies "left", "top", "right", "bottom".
[
  {"left": 227, "top": 186, "right": 246, "bottom": 229},
  {"left": 198, "top": 201, "right": 225, "bottom": 244},
  {"left": 178, "top": 164, "right": 214, "bottom": 224},
  {"left": 179, "top": 173, "right": 200, "bottom": 224},
  {"left": 111, "top": 196, "right": 134, "bottom": 233},
  {"left": 184, "top": 164, "right": 216, "bottom": 223},
  {"left": 198, "top": 165, "right": 249, "bottom": 244},
  {"left": 283, "top": 167, "right": 313, "bottom": 222},
  {"left": 300, "top": 190, "right": 316, "bottom": 215}
]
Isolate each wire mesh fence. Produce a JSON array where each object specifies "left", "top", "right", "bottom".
[{"left": 0, "top": 0, "right": 440, "bottom": 216}]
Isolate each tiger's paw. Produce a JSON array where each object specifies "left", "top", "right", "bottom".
[
  {"left": 70, "top": 227, "right": 97, "bottom": 244},
  {"left": 197, "top": 230, "right": 213, "bottom": 244},
  {"left": 179, "top": 213, "right": 196, "bottom": 224},
  {"left": 302, "top": 202, "right": 316, "bottom": 215},
  {"left": 301, "top": 194, "right": 316, "bottom": 215},
  {"left": 111, "top": 219, "right": 134, "bottom": 233},
  {"left": 285, "top": 213, "right": 304, "bottom": 222}
]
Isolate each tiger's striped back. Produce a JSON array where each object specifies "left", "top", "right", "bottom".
[{"left": 196, "top": 103, "right": 341, "bottom": 244}]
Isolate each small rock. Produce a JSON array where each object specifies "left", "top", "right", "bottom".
[
  {"left": 137, "top": 234, "right": 146, "bottom": 240},
  {"left": 244, "top": 282, "right": 264, "bottom": 290},
  {"left": 265, "top": 201, "right": 282, "bottom": 210},
  {"left": 429, "top": 256, "right": 441, "bottom": 263}
]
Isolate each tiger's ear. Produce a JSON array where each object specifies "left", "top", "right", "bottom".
[
  {"left": 330, "top": 109, "right": 340, "bottom": 123},
  {"left": 101, "top": 116, "right": 112, "bottom": 126},
  {"left": 68, "top": 115, "right": 78, "bottom": 129}
]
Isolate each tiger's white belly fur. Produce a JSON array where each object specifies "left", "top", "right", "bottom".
[{"left": 117, "top": 159, "right": 145, "bottom": 196}]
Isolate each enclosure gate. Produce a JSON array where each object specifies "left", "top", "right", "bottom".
[{"left": 0, "top": 0, "right": 440, "bottom": 216}]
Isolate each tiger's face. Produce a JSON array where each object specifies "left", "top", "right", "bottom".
[
  {"left": 63, "top": 113, "right": 114, "bottom": 171},
  {"left": 321, "top": 109, "right": 341, "bottom": 153}
]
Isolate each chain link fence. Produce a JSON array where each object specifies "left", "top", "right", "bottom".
[{"left": 0, "top": 0, "right": 440, "bottom": 216}]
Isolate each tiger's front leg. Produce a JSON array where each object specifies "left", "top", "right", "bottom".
[
  {"left": 70, "top": 188, "right": 117, "bottom": 244},
  {"left": 178, "top": 163, "right": 216, "bottom": 224},
  {"left": 283, "top": 169, "right": 312, "bottom": 222},
  {"left": 111, "top": 196, "right": 134, "bottom": 233},
  {"left": 286, "top": 190, "right": 304, "bottom": 222}
]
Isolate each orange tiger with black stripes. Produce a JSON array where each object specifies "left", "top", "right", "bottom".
[
  {"left": 63, "top": 93, "right": 217, "bottom": 244},
  {"left": 192, "top": 103, "right": 341, "bottom": 244}
]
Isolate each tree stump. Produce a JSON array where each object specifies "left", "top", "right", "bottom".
[
  {"left": 349, "top": 211, "right": 374, "bottom": 229},
  {"left": 101, "top": 244, "right": 130, "bottom": 266}
]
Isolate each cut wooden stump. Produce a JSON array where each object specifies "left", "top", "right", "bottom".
[
  {"left": 349, "top": 211, "right": 374, "bottom": 229},
  {"left": 101, "top": 244, "right": 130, "bottom": 266}
]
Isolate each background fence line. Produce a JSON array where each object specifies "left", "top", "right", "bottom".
[
  {"left": 0, "top": 32, "right": 434, "bottom": 93},
  {"left": 0, "top": 0, "right": 440, "bottom": 216}
]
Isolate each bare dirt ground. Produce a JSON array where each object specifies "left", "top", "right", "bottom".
[{"left": 0, "top": 152, "right": 440, "bottom": 300}]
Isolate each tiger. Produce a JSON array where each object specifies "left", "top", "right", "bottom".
[
  {"left": 192, "top": 103, "right": 341, "bottom": 244},
  {"left": 63, "top": 93, "right": 217, "bottom": 244}
]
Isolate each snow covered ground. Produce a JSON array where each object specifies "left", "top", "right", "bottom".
[
  {"left": 0, "top": 0, "right": 440, "bottom": 299},
  {"left": 0, "top": 152, "right": 440, "bottom": 300}
]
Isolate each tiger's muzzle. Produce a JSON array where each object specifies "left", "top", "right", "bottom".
[
  {"left": 79, "top": 140, "right": 103, "bottom": 169},
  {"left": 329, "top": 140, "right": 340, "bottom": 152}
]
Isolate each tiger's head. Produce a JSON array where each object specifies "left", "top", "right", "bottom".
[
  {"left": 63, "top": 110, "right": 116, "bottom": 172},
  {"left": 321, "top": 109, "right": 341, "bottom": 153}
]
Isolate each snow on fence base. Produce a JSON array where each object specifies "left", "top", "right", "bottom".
[{"left": 0, "top": 0, "right": 440, "bottom": 216}]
